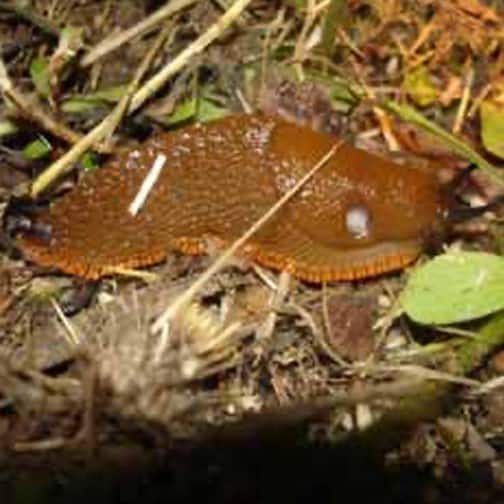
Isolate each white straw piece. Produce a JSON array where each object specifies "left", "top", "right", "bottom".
[{"left": 128, "top": 153, "right": 167, "bottom": 216}]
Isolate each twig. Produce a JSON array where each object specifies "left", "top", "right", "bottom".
[
  {"left": 81, "top": 0, "right": 197, "bottom": 67},
  {"left": 473, "top": 376, "right": 504, "bottom": 395},
  {"left": 151, "top": 142, "right": 342, "bottom": 336},
  {"left": 336, "top": 27, "right": 365, "bottom": 59},
  {"left": 30, "top": 115, "right": 110, "bottom": 197},
  {"left": 406, "top": 18, "right": 435, "bottom": 61},
  {"left": 13, "top": 438, "right": 68, "bottom": 452},
  {"left": 52, "top": 298, "right": 81, "bottom": 347},
  {"left": 467, "top": 83, "right": 491, "bottom": 119},
  {"left": 106, "top": 266, "right": 158, "bottom": 282},
  {"left": 452, "top": 67, "right": 474, "bottom": 135},
  {"left": 372, "top": 364, "right": 480, "bottom": 387},
  {"left": 255, "top": 270, "right": 291, "bottom": 341},
  {"left": 373, "top": 106, "right": 400, "bottom": 151}
]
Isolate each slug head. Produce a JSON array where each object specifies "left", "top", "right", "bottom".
[{"left": 268, "top": 121, "right": 451, "bottom": 256}]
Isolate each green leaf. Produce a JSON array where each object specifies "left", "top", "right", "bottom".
[
  {"left": 401, "top": 251, "right": 504, "bottom": 325},
  {"left": 196, "top": 98, "right": 229, "bottom": 122},
  {"left": 329, "top": 79, "right": 358, "bottom": 112},
  {"left": 29, "top": 57, "right": 50, "bottom": 97},
  {"left": 403, "top": 66, "right": 438, "bottom": 107},
  {"left": 88, "top": 84, "right": 127, "bottom": 102},
  {"left": 23, "top": 137, "right": 52, "bottom": 160},
  {"left": 61, "top": 85, "right": 127, "bottom": 113},
  {"left": 480, "top": 101, "right": 504, "bottom": 159},
  {"left": 61, "top": 97, "right": 108, "bottom": 113},
  {"left": 165, "top": 98, "right": 197, "bottom": 125},
  {"left": 165, "top": 97, "right": 228, "bottom": 126},
  {"left": 81, "top": 151, "right": 98, "bottom": 171}
]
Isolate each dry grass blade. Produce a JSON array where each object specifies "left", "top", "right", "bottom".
[
  {"left": 373, "top": 364, "right": 481, "bottom": 387},
  {"left": 473, "top": 376, "right": 504, "bottom": 395},
  {"left": 255, "top": 270, "right": 291, "bottom": 341},
  {"left": 452, "top": 67, "right": 474, "bottom": 135},
  {"left": 51, "top": 298, "right": 81, "bottom": 347},
  {"left": 81, "top": 0, "right": 197, "bottom": 67}
]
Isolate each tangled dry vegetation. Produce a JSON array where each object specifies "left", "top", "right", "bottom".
[{"left": 0, "top": 0, "right": 503, "bottom": 501}]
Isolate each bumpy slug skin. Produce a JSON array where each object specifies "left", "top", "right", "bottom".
[{"left": 16, "top": 114, "right": 447, "bottom": 282}]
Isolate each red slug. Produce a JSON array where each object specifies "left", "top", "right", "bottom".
[{"left": 13, "top": 114, "right": 449, "bottom": 283}]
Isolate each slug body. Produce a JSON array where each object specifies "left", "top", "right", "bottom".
[{"left": 14, "top": 114, "right": 448, "bottom": 282}]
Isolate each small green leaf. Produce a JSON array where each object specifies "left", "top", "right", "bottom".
[
  {"left": 403, "top": 66, "right": 438, "bottom": 107},
  {"left": 401, "top": 251, "right": 504, "bottom": 325},
  {"left": 329, "top": 80, "right": 358, "bottom": 112},
  {"left": 29, "top": 57, "right": 50, "bottom": 97},
  {"left": 23, "top": 137, "right": 52, "bottom": 160},
  {"left": 88, "top": 84, "right": 127, "bottom": 102},
  {"left": 480, "top": 101, "right": 504, "bottom": 159},
  {"left": 165, "top": 98, "right": 197, "bottom": 126},
  {"left": 81, "top": 151, "right": 98, "bottom": 171},
  {"left": 61, "top": 85, "right": 127, "bottom": 113},
  {"left": 165, "top": 97, "right": 228, "bottom": 126},
  {"left": 196, "top": 98, "right": 229, "bottom": 122},
  {"left": 61, "top": 97, "right": 108, "bottom": 113}
]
